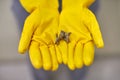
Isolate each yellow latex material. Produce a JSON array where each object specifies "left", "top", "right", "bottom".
[
  {"left": 18, "top": 0, "right": 61, "bottom": 71},
  {"left": 19, "top": 0, "right": 58, "bottom": 13},
  {"left": 19, "top": 0, "right": 104, "bottom": 71},
  {"left": 57, "top": 0, "right": 104, "bottom": 70}
]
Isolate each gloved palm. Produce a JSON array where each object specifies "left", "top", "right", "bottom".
[
  {"left": 18, "top": 0, "right": 61, "bottom": 71},
  {"left": 57, "top": 0, "right": 104, "bottom": 70}
]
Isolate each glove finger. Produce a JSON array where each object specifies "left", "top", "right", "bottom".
[
  {"left": 18, "top": 13, "right": 35, "bottom": 54},
  {"left": 49, "top": 45, "right": 59, "bottom": 71},
  {"left": 83, "top": 41, "right": 94, "bottom": 66},
  {"left": 58, "top": 41, "right": 68, "bottom": 64},
  {"left": 85, "top": 10, "right": 104, "bottom": 48},
  {"left": 29, "top": 41, "right": 42, "bottom": 69},
  {"left": 74, "top": 41, "right": 83, "bottom": 69},
  {"left": 67, "top": 41, "right": 76, "bottom": 70},
  {"left": 40, "top": 45, "right": 52, "bottom": 70},
  {"left": 55, "top": 45, "right": 62, "bottom": 64}
]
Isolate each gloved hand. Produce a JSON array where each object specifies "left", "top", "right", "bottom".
[
  {"left": 56, "top": 0, "right": 104, "bottom": 70},
  {"left": 18, "top": 0, "right": 62, "bottom": 71}
]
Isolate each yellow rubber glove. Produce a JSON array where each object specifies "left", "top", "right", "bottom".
[
  {"left": 57, "top": 0, "right": 104, "bottom": 70},
  {"left": 18, "top": 0, "right": 61, "bottom": 71}
]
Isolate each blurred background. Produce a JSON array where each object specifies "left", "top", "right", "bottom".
[{"left": 0, "top": 0, "right": 120, "bottom": 80}]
